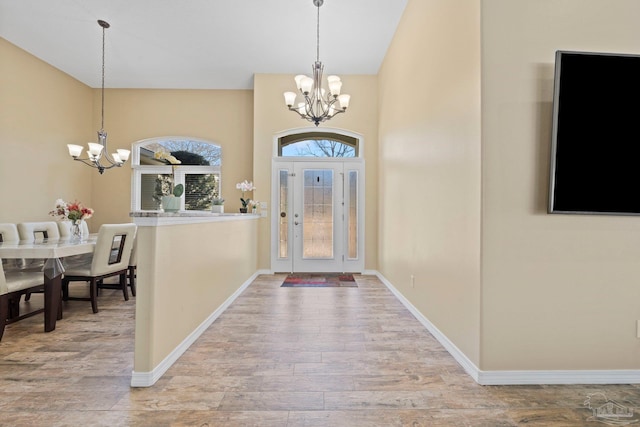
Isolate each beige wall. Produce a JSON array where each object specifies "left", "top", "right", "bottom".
[
  {"left": 379, "top": 0, "right": 640, "bottom": 372},
  {"left": 134, "top": 218, "right": 258, "bottom": 373},
  {"left": 378, "top": 0, "right": 482, "bottom": 365},
  {"left": 0, "top": 38, "right": 94, "bottom": 225},
  {"left": 481, "top": 0, "right": 640, "bottom": 370},
  {"left": 91, "top": 89, "right": 254, "bottom": 226},
  {"left": 0, "top": 39, "right": 254, "bottom": 230},
  {"left": 253, "top": 74, "right": 379, "bottom": 271}
]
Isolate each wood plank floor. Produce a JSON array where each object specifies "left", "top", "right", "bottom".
[{"left": 1, "top": 274, "right": 639, "bottom": 426}]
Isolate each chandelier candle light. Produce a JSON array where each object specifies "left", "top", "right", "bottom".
[
  {"left": 67, "top": 20, "right": 130, "bottom": 174},
  {"left": 283, "top": 0, "right": 350, "bottom": 126}
]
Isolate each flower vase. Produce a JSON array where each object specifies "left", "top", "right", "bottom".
[
  {"left": 70, "top": 220, "right": 83, "bottom": 241},
  {"left": 239, "top": 207, "right": 248, "bottom": 213}
]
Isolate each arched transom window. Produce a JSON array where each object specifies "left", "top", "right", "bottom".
[
  {"left": 131, "top": 137, "right": 221, "bottom": 211},
  {"left": 278, "top": 132, "right": 358, "bottom": 157}
]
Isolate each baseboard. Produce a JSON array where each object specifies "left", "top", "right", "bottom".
[
  {"left": 130, "top": 270, "right": 640, "bottom": 386},
  {"left": 373, "top": 271, "right": 481, "bottom": 383},
  {"left": 130, "top": 271, "right": 260, "bottom": 387},
  {"left": 477, "top": 369, "right": 640, "bottom": 385},
  {"left": 373, "top": 271, "right": 640, "bottom": 386}
]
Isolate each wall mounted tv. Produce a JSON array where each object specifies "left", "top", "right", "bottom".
[{"left": 548, "top": 50, "right": 640, "bottom": 215}]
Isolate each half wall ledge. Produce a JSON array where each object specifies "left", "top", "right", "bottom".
[{"left": 130, "top": 211, "right": 260, "bottom": 227}]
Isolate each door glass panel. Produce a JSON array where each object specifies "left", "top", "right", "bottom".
[
  {"left": 348, "top": 170, "right": 358, "bottom": 259},
  {"left": 278, "top": 170, "right": 289, "bottom": 259},
  {"left": 303, "top": 169, "right": 333, "bottom": 259}
]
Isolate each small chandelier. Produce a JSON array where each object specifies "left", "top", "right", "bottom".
[
  {"left": 283, "top": 0, "right": 350, "bottom": 126},
  {"left": 67, "top": 20, "right": 130, "bottom": 174}
]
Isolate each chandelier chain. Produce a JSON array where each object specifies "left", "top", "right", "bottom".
[
  {"left": 101, "top": 23, "right": 106, "bottom": 131},
  {"left": 66, "top": 19, "right": 130, "bottom": 173},
  {"left": 316, "top": 3, "right": 320, "bottom": 63}
]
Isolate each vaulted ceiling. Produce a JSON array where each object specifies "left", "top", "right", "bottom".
[{"left": 0, "top": 0, "right": 407, "bottom": 89}]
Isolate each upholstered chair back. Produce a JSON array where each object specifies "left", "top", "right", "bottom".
[
  {"left": 16, "top": 222, "right": 60, "bottom": 270},
  {"left": 0, "top": 224, "right": 19, "bottom": 243},
  {"left": 17, "top": 222, "right": 60, "bottom": 242},
  {"left": 90, "top": 224, "right": 137, "bottom": 277},
  {"left": 0, "top": 224, "right": 20, "bottom": 270}
]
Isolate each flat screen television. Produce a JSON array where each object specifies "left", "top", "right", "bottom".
[{"left": 548, "top": 50, "right": 640, "bottom": 215}]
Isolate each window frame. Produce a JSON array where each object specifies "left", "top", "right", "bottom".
[
  {"left": 130, "top": 137, "right": 222, "bottom": 212},
  {"left": 278, "top": 131, "right": 359, "bottom": 158}
]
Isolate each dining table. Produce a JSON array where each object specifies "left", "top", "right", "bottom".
[{"left": 0, "top": 235, "right": 96, "bottom": 332}]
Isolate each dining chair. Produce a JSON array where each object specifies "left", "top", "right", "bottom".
[
  {"left": 15, "top": 222, "right": 60, "bottom": 301},
  {"left": 62, "top": 223, "right": 137, "bottom": 313},
  {"left": 0, "top": 223, "right": 21, "bottom": 270},
  {"left": 1, "top": 223, "right": 46, "bottom": 304},
  {"left": 0, "top": 260, "right": 47, "bottom": 341},
  {"left": 16, "top": 221, "right": 61, "bottom": 270},
  {"left": 17, "top": 221, "right": 60, "bottom": 242},
  {"left": 100, "top": 235, "right": 137, "bottom": 297},
  {"left": 0, "top": 223, "right": 19, "bottom": 243}
]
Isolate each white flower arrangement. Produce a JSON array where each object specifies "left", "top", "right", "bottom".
[{"left": 236, "top": 180, "right": 256, "bottom": 209}]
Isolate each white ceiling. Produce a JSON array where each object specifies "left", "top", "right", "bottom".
[{"left": 0, "top": 0, "right": 407, "bottom": 90}]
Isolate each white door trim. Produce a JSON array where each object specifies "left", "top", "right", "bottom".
[{"left": 271, "top": 157, "right": 365, "bottom": 273}]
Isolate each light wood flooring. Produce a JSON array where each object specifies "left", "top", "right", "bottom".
[{"left": 1, "top": 274, "right": 639, "bottom": 426}]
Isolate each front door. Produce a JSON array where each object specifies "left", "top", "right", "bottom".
[{"left": 271, "top": 159, "right": 364, "bottom": 273}]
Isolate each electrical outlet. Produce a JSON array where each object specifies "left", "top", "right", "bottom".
[{"left": 410, "top": 275, "right": 415, "bottom": 288}]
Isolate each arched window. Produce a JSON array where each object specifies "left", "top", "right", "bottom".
[
  {"left": 131, "top": 137, "right": 221, "bottom": 211},
  {"left": 278, "top": 132, "right": 358, "bottom": 157}
]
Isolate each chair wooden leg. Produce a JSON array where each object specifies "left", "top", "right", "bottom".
[
  {"left": 89, "top": 278, "right": 99, "bottom": 313},
  {"left": 128, "top": 266, "right": 136, "bottom": 296},
  {"left": 120, "top": 273, "right": 129, "bottom": 301},
  {"left": 0, "top": 294, "right": 8, "bottom": 341}
]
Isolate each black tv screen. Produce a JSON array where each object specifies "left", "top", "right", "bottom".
[{"left": 549, "top": 50, "right": 640, "bottom": 215}]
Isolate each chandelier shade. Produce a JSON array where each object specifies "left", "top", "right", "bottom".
[
  {"left": 284, "top": 0, "right": 350, "bottom": 126},
  {"left": 67, "top": 19, "right": 130, "bottom": 174}
]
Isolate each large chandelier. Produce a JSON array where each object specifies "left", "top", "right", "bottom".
[
  {"left": 283, "top": 0, "right": 350, "bottom": 126},
  {"left": 67, "top": 20, "right": 130, "bottom": 174}
]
